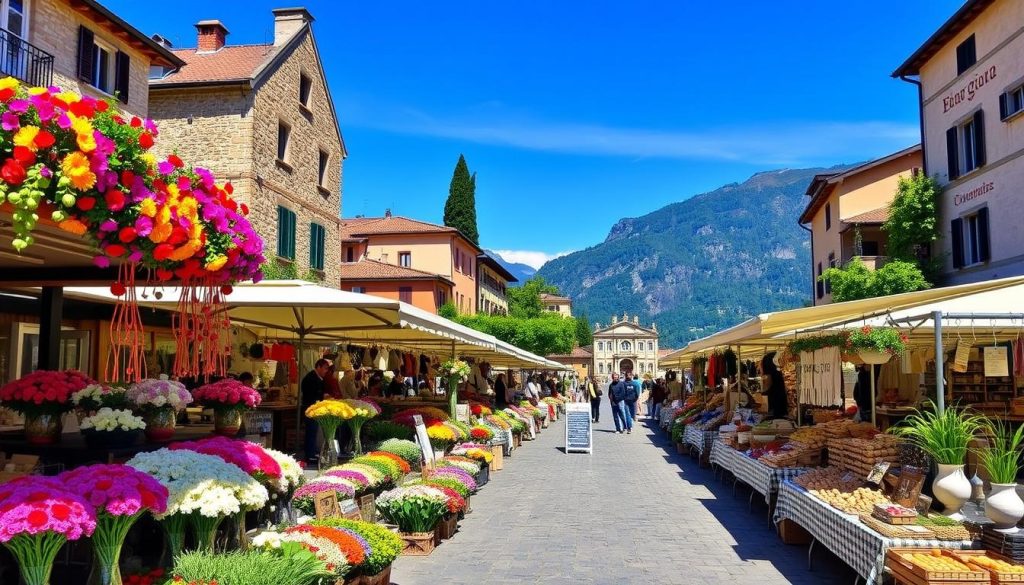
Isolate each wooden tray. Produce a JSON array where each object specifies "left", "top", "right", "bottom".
[
  {"left": 886, "top": 549, "right": 988, "bottom": 582},
  {"left": 860, "top": 514, "right": 935, "bottom": 540},
  {"left": 946, "top": 550, "right": 1024, "bottom": 583}
]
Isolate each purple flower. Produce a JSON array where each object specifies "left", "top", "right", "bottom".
[
  {"left": 93, "top": 256, "right": 110, "bottom": 268},
  {"left": 99, "top": 219, "right": 118, "bottom": 232},
  {"left": 2, "top": 112, "right": 19, "bottom": 131},
  {"left": 134, "top": 216, "right": 153, "bottom": 237},
  {"left": 56, "top": 113, "right": 71, "bottom": 129},
  {"left": 39, "top": 167, "right": 52, "bottom": 179},
  {"left": 157, "top": 161, "right": 174, "bottom": 175},
  {"left": 7, "top": 99, "right": 28, "bottom": 113},
  {"left": 127, "top": 250, "right": 143, "bottom": 263}
]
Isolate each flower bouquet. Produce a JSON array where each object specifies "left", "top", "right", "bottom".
[
  {"left": 375, "top": 485, "right": 448, "bottom": 554},
  {"left": 305, "top": 399, "right": 351, "bottom": 468},
  {"left": 0, "top": 370, "right": 95, "bottom": 444},
  {"left": 71, "top": 384, "right": 129, "bottom": 413},
  {"left": 470, "top": 425, "right": 494, "bottom": 442},
  {"left": 439, "top": 456, "right": 482, "bottom": 476},
  {"left": 352, "top": 452, "right": 408, "bottom": 484},
  {"left": 340, "top": 399, "right": 381, "bottom": 456},
  {"left": 80, "top": 408, "right": 146, "bottom": 449},
  {"left": 191, "top": 379, "right": 260, "bottom": 436},
  {"left": 440, "top": 359, "right": 471, "bottom": 420},
  {"left": 451, "top": 443, "right": 494, "bottom": 465},
  {"left": 470, "top": 403, "right": 492, "bottom": 417},
  {"left": 327, "top": 463, "right": 387, "bottom": 491},
  {"left": 323, "top": 469, "right": 371, "bottom": 494},
  {"left": 0, "top": 477, "right": 97, "bottom": 585},
  {"left": 310, "top": 518, "right": 402, "bottom": 583},
  {"left": 426, "top": 423, "right": 456, "bottom": 455},
  {"left": 58, "top": 464, "right": 168, "bottom": 585},
  {"left": 126, "top": 448, "right": 268, "bottom": 558},
  {"left": 428, "top": 467, "right": 478, "bottom": 496},
  {"left": 126, "top": 377, "right": 192, "bottom": 442},
  {"left": 281, "top": 524, "right": 368, "bottom": 578}
]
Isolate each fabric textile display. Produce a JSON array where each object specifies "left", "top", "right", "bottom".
[{"left": 799, "top": 348, "right": 841, "bottom": 406}]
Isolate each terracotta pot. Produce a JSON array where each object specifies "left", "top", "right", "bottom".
[{"left": 358, "top": 565, "right": 392, "bottom": 585}]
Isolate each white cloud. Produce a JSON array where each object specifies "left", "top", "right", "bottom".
[
  {"left": 492, "top": 249, "right": 572, "bottom": 270},
  {"left": 343, "top": 102, "right": 919, "bottom": 166}
]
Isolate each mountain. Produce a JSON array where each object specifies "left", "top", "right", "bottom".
[
  {"left": 485, "top": 250, "right": 537, "bottom": 285},
  {"left": 536, "top": 166, "right": 852, "bottom": 348}
]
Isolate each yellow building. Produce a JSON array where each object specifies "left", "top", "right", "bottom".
[
  {"left": 799, "top": 145, "right": 923, "bottom": 305},
  {"left": 592, "top": 314, "right": 659, "bottom": 383},
  {"left": 540, "top": 293, "right": 573, "bottom": 317},
  {"left": 546, "top": 346, "right": 592, "bottom": 380}
]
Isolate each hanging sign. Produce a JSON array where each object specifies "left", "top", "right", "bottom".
[
  {"left": 952, "top": 342, "right": 972, "bottom": 373},
  {"left": 412, "top": 415, "right": 435, "bottom": 467},
  {"left": 984, "top": 345, "right": 1009, "bottom": 377},
  {"left": 799, "top": 348, "right": 842, "bottom": 407},
  {"left": 340, "top": 498, "right": 362, "bottom": 520},
  {"left": 564, "top": 402, "right": 592, "bottom": 454}
]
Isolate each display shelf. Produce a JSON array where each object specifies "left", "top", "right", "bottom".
[{"left": 926, "top": 358, "right": 1024, "bottom": 404}]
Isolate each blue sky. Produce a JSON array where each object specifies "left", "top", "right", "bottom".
[{"left": 110, "top": 0, "right": 963, "bottom": 269}]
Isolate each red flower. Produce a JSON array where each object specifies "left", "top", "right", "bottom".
[
  {"left": 105, "top": 244, "right": 126, "bottom": 257},
  {"left": 130, "top": 117, "right": 142, "bottom": 128},
  {"left": 138, "top": 133, "right": 154, "bottom": 149},
  {"left": 12, "top": 146, "right": 34, "bottom": 165},
  {"left": 0, "top": 87, "right": 13, "bottom": 102},
  {"left": 51, "top": 503, "right": 71, "bottom": 521},
  {"left": 168, "top": 154, "right": 184, "bottom": 168},
  {"left": 239, "top": 203, "right": 249, "bottom": 215},
  {"left": 118, "top": 227, "right": 138, "bottom": 243},
  {"left": 120, "top": 170, "right": 136, "bottom": 185},
  {"left": 1, "top": 158, "right": 26, "bottom": 185},
  {"left": 76, "top": 197, "right": 96, "bottom": 211},
  {"left": 105, "top": 189, "right": 126, "bottom": 211},
  {"left": 224, "top": 182, "right": 233, "bottom": 195},
  {"left": 110, "top": 282, "right": 126, "bottom": 296},
  {"left": 26, "top": 509, "right": 48, "bottom": 527},
  {"left": 95, "top": 101, "right": 109, "bottom": 113},
  {"left": 34, "top": 130, "right": 55, "bottom": 149},
  {"left": 155, "top": 268, "right": 174, "bottom": 281},
  {"left": 69, "top": 100, "right": 95, "bottom": 118},
  {"left": 153, "top": 244, "right": 174, "bottom": 261}
]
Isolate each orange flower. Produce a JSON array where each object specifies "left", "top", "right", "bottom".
[
  {"left": 148, "top": 222, "right": 172, "bottom": 243},
  {"left": 13, "top": 126, "right": 40, "bottom": 151},
  {"left": 204, "top": 255, "right": 228, "bottom": 271},
  {"left": 57, "top": 218, "right": 88, "bottom": 235},
  {"left": 167, "top": 240, "right": 201, "bottom": 262},
  {"left": 60, "top": 152, "right": 96, "bottom": 191}
]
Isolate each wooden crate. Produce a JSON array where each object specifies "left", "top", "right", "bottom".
[
  {"left": 947, "top": 550, "right": 1024, "bottom": 584},
  {"left": 490, "top": 445, "right": 504, "bottom": 471},
  {"left": 777, "top": 519, "right": 812, "bottom": 545},
  {"left": 399, "top": 531, "right": 436, "bottom": 556},
  {"left": 886, "top": 549, "right": 988, "bottom": 583}
]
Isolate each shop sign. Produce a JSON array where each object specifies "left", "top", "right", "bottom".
[
  {"left": 564, "top": 402, "right": 592, "bottom": 454},
  {"left": 455, "top": 403, "right": 470, "bottom": 423},
  {"left": 943, "top": 65, "right": 997, "bottom": 113},
  {"left": 340, "top": 498, "right": 362, "bottom": 520},
  {"left": 953, "top": 181, "right": 994, "bottom": 207}
]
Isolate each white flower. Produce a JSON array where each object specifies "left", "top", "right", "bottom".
[
  {"left": 264, "top": 447, "right": 303, "bottom": 493},
  {"left": 80, "top": 408, "right": 146, "bottom": 431},
  {"left": 252, "top": 530, "right": 282, "bottom": 549}
]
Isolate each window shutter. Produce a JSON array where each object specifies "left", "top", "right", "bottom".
[
  {"left": 77, "top": 26, "right": 95, "bottom": 83},
  {"left": 973, "top": 109, "right": 986, "bottom": 167},
  {"left": 1000, "top": 93, "right": 1009, "bottom": 120},
  {"left": 946, "top": 126, "right": 960, "bottom": 180},
  {"left": 977, "top": 207, "right": 991, "bottom": 263},
  {"left": 114, "top": 51, "right": 130, "bottom": 103},
  {"left": 951, "top": 218, "right": 965, "bottom": 269}
]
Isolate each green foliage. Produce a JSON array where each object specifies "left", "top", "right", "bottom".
[
  {"left": 454, "top": 312, "right": 576, "bottom": 356},
  {"left": 575, "top": 311, "right": 594, "bottom": 347},
  {"left": 443, "top": 154, "right": 479, "bottom": 245},
  {"left": 508, "top": 275, "right": 559, "bottom": 318},
  {"left": 821, "top": 258, "right": 930, "bottom": 302},
  {"left": 376, "top": 438, "right": 421, "bottom": 466},
  {"left": 261, "top": 260, "right": 298, "bottom": 280},
  {"left": 310, "top": 518, "right": 403, "bottom": 575},
  {"left": 884, "top": 174, "right": 941, "bottom": 263},
  {"left": 438, "top": 302, "right": 459, "bottom": 320},
  {"left": 671, "top": 421, "right": 685, "bottom": 444},
  {"left": 847, "top": 326, "right": 907, "bottom": 355},
  {"left": 364, "top": 421, "right": 415, "bottom": 443},
  {"left": 172, "top": 550, "right": 331, "bottom": 585},
  {"left": 787, "top": 333, "right": 850, "bottom": 355},
  {"left": 890, "top": 402, "right": 984, "bottom": 465},
  {"left": 977, "top": 420, "right": 1024, "bottom": 484}
]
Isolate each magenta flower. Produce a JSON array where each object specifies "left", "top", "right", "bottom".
[
  {"left": 58, "top": 464, "right": 169, "bottom": 517},
  {"left": 1, "top": 111, "right": 19, "bottom": 131}
]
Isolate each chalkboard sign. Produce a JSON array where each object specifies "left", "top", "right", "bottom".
[{"left": 565, "top": 403, "right": 592, "bottom": 453}]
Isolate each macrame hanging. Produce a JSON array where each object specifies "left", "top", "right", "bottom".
[
  {"left": 173, "top": 277, "right": 233, "bottom": 380},
  {"left": 105, "top": 263, "right": 147, "bottom": 383}
]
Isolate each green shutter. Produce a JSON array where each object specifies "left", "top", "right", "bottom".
[
  {"left": 309, "top": 223, "right": 325, "bottom": 270},
  {"left": 277, "top": 206, "right": 296, "bottom": 260}
]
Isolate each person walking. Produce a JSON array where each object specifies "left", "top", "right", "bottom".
[
  {"left": 638, "top": 376, "right": 650, "bottom": 418},
  {"left": 622, "top": 374, "right": 639, "bottom": 432},
  {"left": 301, "top": 358, "right": 330, "bottom": 464},
  {"left": 650, "top": 378, "right": 667, "bottom": 423},
  {"left": 608, "top": 373, "right": 629, "bottom": 434},
  {"left": 585, "top": 376, "right": 601, "bottom": 422}
]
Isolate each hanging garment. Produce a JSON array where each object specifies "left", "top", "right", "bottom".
[
  {"left": 402, "top": 352, "right": 417, "bottom": 377},
  {"left": 1014, "top": 337, "right": 1024, "bottom": 377},
  {"left": 799, "top": 352, "right": 815, "bottom": 403},
  {"left": 420, "top": 354, "right": 430, "bottom": 376},
  {"left": 362, "top": 347, "right": 373, "bottom": 368},
  {"left": 387, "top": 349, "right": 402, "bottom": 371}
]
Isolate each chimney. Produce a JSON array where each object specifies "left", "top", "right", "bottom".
[
  {"left": 195, "top": 20, "right": 228, "bottom": 53},
  {"left": 151, "top": 34, "right": 173, "bottom": 49},
  {"left": 272, "top": 8, "right": 314, "bottom": 46},
  {"left": 384, "top": 208, "right": 392, "bottom": 218}
]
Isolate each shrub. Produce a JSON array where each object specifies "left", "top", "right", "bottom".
[
  {"left": 364, "top": 421, "right": 414, "bottom": 442},
  {"left": 376, "top": 438, "right": 421, "bottom": 467}
]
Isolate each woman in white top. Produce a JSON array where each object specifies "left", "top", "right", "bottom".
[{"left": 525, "top": 375, "right": 542, "bottom": 406}]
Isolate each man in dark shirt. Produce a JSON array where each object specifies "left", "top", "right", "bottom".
[
  {"left": 608, "top": 373, "right": 629, "bottom": 434},
  {"left": 302, "top": 358, "right": 330, "bottom": 463}
]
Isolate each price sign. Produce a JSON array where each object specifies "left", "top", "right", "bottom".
[
  {"left": 340, "top": 498, "right": 362, "bottom": 520},
  {"left": 413, "top": 415, "right": 435, "bottom": 467},
  {"left": 866, "top": 462, "right": 891, "bottom": 485},
  {"left": 314, "top": 491, "right": 340, "bottom": 519},
  {"left": 564, "top": 403, "right": 592, "bottom": 454},
  {"left": 456, "top": 403, "right": 471, "bottom": 423},
  {"left": 358, "top": 494, "right": 376, "bottom": 522}
]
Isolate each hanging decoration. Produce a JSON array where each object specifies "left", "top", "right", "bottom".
[
  {"left": 105, "top": 263, "right": 147, "bottom": 383},
  {"left": 172, "top": 279, "right": 233, "bottom": 380}
]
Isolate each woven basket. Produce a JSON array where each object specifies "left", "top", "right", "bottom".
[{"left": 859, "top": 514, "right": 934, "bottom": 539}]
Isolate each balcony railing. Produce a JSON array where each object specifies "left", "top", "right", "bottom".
[{"left": 0, "top": 30, "right": 54, "bottom": 88}]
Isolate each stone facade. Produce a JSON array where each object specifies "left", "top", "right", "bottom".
[
  {"left": 149, "top": 14, "right": 344, "bottom": 286},
  {"left": 592, "top": 315, "right": 659, "bottom": 383}
]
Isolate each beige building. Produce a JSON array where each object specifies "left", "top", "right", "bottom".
[
  {"left": 799, "top": 145, "right": 923, "bottom": 304},
  {"left": 894, "top": 0, "right": 1024, "bottom": 285},
  {"left": 592, "top": 314, "right": 659, "bottom": 383},
  {"left": 6, "top": 0, "right": 181, "bottom": 117},
  {"left": 546, "top": 346, "right": 592, "bottom": 380},
  {"left": 477, "top": 255, "right": 515, "bottom": 315},
  {"left": 540, "top": 293, "right": 573, "bottom": 317},
  {"left": 148, "top": 8, "right": 345, "bottom": 286}
]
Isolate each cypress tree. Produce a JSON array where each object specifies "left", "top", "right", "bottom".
[{"left": 444, "top": 154, "right": 480, "bottom": 244}]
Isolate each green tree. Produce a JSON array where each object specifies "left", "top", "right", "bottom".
[
  {"left": 455, "top": 312, "right": 576, "bottom": 356},
  {"left": 438, "top": 302, "right": 458, "bottom": 320},
  {"left": 821, "top": 258, "right": 931, "bottom": 302},
  {"left": 884, "top": 174, "right": 941, "bottom": 271},
  {"left": 507, "top": 276, "right": 559, "bottom": 318},
  {"left": 443, "top": 154, "right": 479, "bottom": 245},
  {"left": 574, "top": 311, "right": 593, "bottom": 347}
]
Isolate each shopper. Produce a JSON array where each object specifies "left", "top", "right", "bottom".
[
  {"left": 301, "top": 358, "right": 330, "bottom": 464},
  {"left": 609, "top": 373, "right": 629, "bottom": 434},
  {"left": 584, "top": 376, "right": 601, "bottom": 422},
  {"left": 494, "top": 373, "right": 508, "bottom": 408},
  {"left": 762, "top": 353, "right": 789, "bottom": 420},
  {"left": 622, "top": 375, "right": 639, "bottom": 432},
  {"left": 650, "top": 378, "right": 667, "bottom": 422},
  {"left": 525, "top": 375, "right": 542, "bottom": 406},
  {"left": 638, "top": 376, "right": 650, "bottom": 418}
]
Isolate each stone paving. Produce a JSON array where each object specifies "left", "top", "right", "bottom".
[{"left": 390, "top": 401, "right": 855, "bottom": 585}]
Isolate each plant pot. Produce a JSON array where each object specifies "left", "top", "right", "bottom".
[
  {"left": 933, "top": 463, "right": 971, "bottom": 515},
  {"left": 986, "top": 483, "right": 1024, "bottom": 529},
  {"left": 24, "top": 412, "right": 63, "bottom": 445},
  {"left": 857, "top": 349, "right": 892, "bottom": 365},
  {"left": 213, "top": 407, "right": 243, "bottom": 436},
  {"left": 434, "top": 513, "right": 458, "bottom": 540},
  {"left": 490, "top": 445, "right": 504, "bottom": 470},
  {"left": 82, "top": 429, "right": 142, "bottom": 449},
  {"left": 86, "top": 544, "right": 122, "bottom": 585},
  {"left": 398, "top": 531, "right": 436, "bottom": 556},
  {"left": 143, "top": 407, "right": 177, "bottom": 443},
  {"left": 474, "top": 463, "right": 489, "bottom": 487},
  {"left": 358, "top": 564, "right": 392, "bottom": 585}
]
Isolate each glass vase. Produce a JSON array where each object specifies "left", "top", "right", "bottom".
[
  {"left": 24, "top": 412, "right": 62, "bottom": 445},
  {"left": 86, "top": 545, "right": 122, "bottom": 585},
  {"left": 213, "top": 408, "right": 242, "bottom": 437},
  {"left": 189, "top": 514, "right": 224, "bottom": 553},
  {"left": 19, "top": 564, "right": 54, "bottom": 585},
  {"left": 351, "top": 419, "right": 366, "bottom": 455},
  {"left": 225, "top": 510, "right": 249, "bottom": 551},
  {"left": 319, "top": 436, "right": 339, "bottom": 470},
  {"left": 143, "top": 407, "right": 177, "bottom": 443},
  {"left": 160, "top": 514, "right": 188, "bottom": 569}
]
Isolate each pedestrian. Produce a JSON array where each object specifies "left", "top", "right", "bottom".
[
  {"left": 301, "top": 358, "right": 330, "bottom": 464},
  {"left": 623, "top": 374, "right": 639, "bottom": 431},
  {"left": 608, "top": 373, "right": 630, "bottom": 434},
  {"left": 584, "top": 376, "right": 602, "bottom": 422},
  {"left": 650, "top": 378, "right": 667, "bottom": 422},
  {"left": 638, "top": 376, "right": 650, "bottom": 418},
  {"left": 525, "top": 375, "right": 542, "bottom": 406},
  {"left": 494, "top": 373, "right": 508, "bottom": 408},
  {"left": 762, "top": 353, "right": 789, "bottom": 420}
]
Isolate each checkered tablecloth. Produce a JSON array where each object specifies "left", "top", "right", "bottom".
[
  {"left": 709, "top": 439, "right": 807, "bottom": 503},
  {"left": 774, "top": 480, "right": 978, "bottom": 584},
  {"left": 682, "top": 427, "right": 716, "bottom": 457}
]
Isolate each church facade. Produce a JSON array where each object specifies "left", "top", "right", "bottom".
[{"left": 592, "top": 314, "right": 659, "bottom": 383}]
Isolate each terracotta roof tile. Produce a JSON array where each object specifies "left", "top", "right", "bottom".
[
  {"left": 539, "top": 293, "right": 571, "bottom": 303},
  {"left": 339, "top": 259, "right": 454, "bottom": 284},
  {"left": 843, "top": 207, "right": 889, "bottom": 225},
  {"left": 340, "top": 216, "right": 457, "bottom": 239},
  {"left": 150, "top": 45, "right": 278, "bottom": 86}
]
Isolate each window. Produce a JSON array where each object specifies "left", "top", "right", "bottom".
[
  {"left": 345, "top": 246, "right": 354, "bottom": 262},
  {"left": 454, "top": 249, "right": 461, "bottom": 272},
  {"left": 824, "top": 203, "right": 832, "bottom": 231},
  {"left": 76, "top": 27, "right": 131, "bottom": 103},
  {"left": 547, "top": 305, "right": 557, "bottom": 311},
  {"left": 309, "top": 223, "right": 325, "bottom": 271},
  {"left": 299, "top": 73, "right": 312, "bottom": 108},
  {"left": 398, "top": 252, "right": 411, "bottom": 268},
  {"left": 467, "top": 259, "right": 472, "bottom": 277},
  {"left": 276, "top": 206, "right": 296, "bottom": 260},
  {"left": 436, "top": 289, "right": 447, "bottom": 307},
  {"left": 648, "top": 341, "right": 654, "bottom": 351},
  {"left": 951, "top": 207, "right": 990, "bottom": 269},
  {"left": 826, "top": 252, "right": 836, "bottom": 294},
  {"left": 816, "top": 262, "right": 824, "bottom": 300},
  {"left": 399, "top": 287, "right": 413, "bottom": 304},
  {"left": 598, "top": 363, "right": 604, "bottom": 374},
  {"left": 277, "top": 121, "right": 291, "bottom": 163},
  {"left": 318, "top": 150, "right": 330, "bottom": 188},
  {"left": 956, "top": 35, "right": 976, "bottom": 76},
  {"left": 621, "top": 341, "right": 631, "bottom": 351},
  {"left": 597, "top": 341, "right": 604, "bottom": 352},
  {"left": 351, "top": 286, "right": 365, "bottom": 294},
  {"left": 1000, "top": 84, "right": 1024, "bottom": 121},
  {"left": 861, "top": 241, "right": 880, "bottom": 256},
  {"left": 947, "top": 110, "right": 986, "bottom": 179}
]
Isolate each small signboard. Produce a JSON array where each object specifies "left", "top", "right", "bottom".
[
  {"left": 340, "top": 498, "right": 362, "bottom": 520},
  {"left": 866, "top": 462, "right": 891, "bottom": 485},
  {"left": 564, "top": 402, "right": 592, "bottom": 454},
  {"left": 413, "top": 415, "right": 435, "bottom": 467},
  {"left": 314, "top": 491, "right": 340, "bottom": 519},
  {"left": 358, "top": 493, "right": 376, "bottom": 522},
  {"left": 456, "top": 403, "right": 471, "bottom": 424},
  {"left": 893, "top": 466, "right": 927, "bottom": 509}
]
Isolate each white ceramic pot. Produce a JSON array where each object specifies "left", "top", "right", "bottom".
[
  {"left": 933, "top": 463, "right": 972, "bottom": 515},
  {"left": 858, "top": 349, "right": 892, "bottom": 365},
  {"left": 986, "top": 483, "right": 1024, "bottom": 529}
]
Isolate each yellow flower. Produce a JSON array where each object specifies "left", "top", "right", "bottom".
[
  {"left": 76, "top": 131, "right": 96, "bottom": 153},
  {"left": 56, "top": 91, "right": 79, "bottom": 104},
  {"left": 205, "top": 255, "right": 228, "bottom": 272},
  {"left": 142, "top": 152, "right": 155, "bottom": 168},
  {"left": 26, "top": 86, "right": 47, "bottom": 96},
  {"left": 70, "top": 115, "right": 95, "bottom": 153},
  {"left": 0, "top": 77, "right": 19, "bottom": 91},
  {"left": 60, "top": 152, "right": 96, "bottom": 191},
  {"left": 13, "top": 126, "right": 39, "bottom": 150},
  {"left": 139, "top": 198, "right": 157, "bottom": 217},
  {"left": 305, "top": 399, "right": 356, "bottom": 420}
]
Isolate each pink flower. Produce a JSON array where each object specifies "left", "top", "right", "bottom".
[
  {"left": 169, "top": 436, "right": 282, "bottom": 481},
  {"left": 0, "top": 480, "right": 96, "bottom": 542},
  {"left": 58, "top": 464, "right": 168, "bottom": 517}
]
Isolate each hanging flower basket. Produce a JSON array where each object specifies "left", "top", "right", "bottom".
[{"left": 847, "top": 326, "right": 907, "bottom": 358}]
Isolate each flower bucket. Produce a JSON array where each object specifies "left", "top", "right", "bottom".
[
  {"left": 399, "top": 531, "right": 436, "bottom": 556},
  {"left": 474, "top": 463, "right": 489, "bottom": 487},
  {"left": 435, "top": 513, "right": 458, "bottom": 540},
  {"left": 358, "top": 564, "right": 392, "bottom": 585},
  {"left": 82, "top": 428, "right": 142, "bottom": 449},
  {"left": 24, "top": 412, "right": 63, "bottom": 445},
  {"left": 143, "top": 406, "right": 177, "bottom": 443},
  {"left": 489, "top": 445, "right": 504, "bottom": 471},
  {"left": 213, "top": 408, "right": 242, "bottom": 436}
]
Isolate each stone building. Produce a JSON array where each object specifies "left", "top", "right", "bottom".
[
  {"left": 592, "top": 314, "right": 659, "bottom": 383},
  {"left": 148, "top": 8, "right": 345, "bottom": 286},
  {"left": 8, "top": 0, "right": 182, "bottom": 117},
  {"left": 546, "top": 346, "right": 592, "bottom": 380}
]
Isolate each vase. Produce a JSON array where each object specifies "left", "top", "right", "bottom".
[
  {"left": 24, "top": 412, "right": 62, "bottom": 445},
  {"left": 160, "top": 515, "right": 187, "bottom": 569},
  {"left": 86, "top": 545, "right": 122, "bottom": 585},
  {"left": 189, "top": 514, "right": 223, "bottom": 553},
  {"left": 143, "top": 407, "right": 177, "bottom": 443},
  {"left": 351, "top": 419, "right": 366, "bottom": 456},
  {"left": 82, "top": 429, "right": 142, "bottom": 449},
  {"left": 18, "top": 563, "right": 54, "bottom": 585},
  {"left": 225, "top": 510, "right": 249, "bottom": 551},
  {"left": 933, "top": 463, "right": 972, "bottom": 515},
  {"left": 858, "top": 349, "right": 892, "bottom": 365},
  {"left": 986, "top": 483, "right": 1024, "bottom": 529},
  {"left": 319, "top": 436, "right": 340, "bottom": 470},
  {"left": 213, "top": 408, "right": 242, "bottom": 436}
]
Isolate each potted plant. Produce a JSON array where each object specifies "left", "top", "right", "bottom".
[
  {"left": 71, "top": 384, "right": 129, "bottom": 419},
  {"left": 440, "top": 359, "right": 471, "bottom": 419},
  {"left": 375, "top": 485, "right": 448, "bottom": 556},
  {"left": 978, "top": 421, "right": 1024, "bottom": 529},
  {"left": 79, "top": 408, "right": 146, "bottom": 449},
  {"left": 847, "top": 326, "right": 907, "bottom": 364},
  {"left": 126, "top": 377, "right": 192, "bottom": 443},
  {"left": 339, "top": 399, "right": 382, "bottom": 455},
  {"left": 891, "top": 403, "right": 984, "bottom": 515},
  {"left": 0, "top": 370, "right": 95, "bottom": 444},
  {"left": 191, "top": 379, "right": 261, "bottom": 436}
]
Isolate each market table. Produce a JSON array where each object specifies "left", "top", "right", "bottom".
[
  {"left": 682, "top": 426, "right": 715, "bottom": 460},
  {"left": 773, "top": 479, "right": 978, "bottom": 584},
  {"left": 709, "top": 438, "right": 808, "bottom": 527}
]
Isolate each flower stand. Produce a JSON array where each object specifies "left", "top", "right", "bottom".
[
  {"left": 435, "top": 513, "right": 458, "bottom": 540},
  {"left": 398, "top": 531, "right": 436, "bottom": 556},
  {"left": 489, "top": 445, "right": 504, "bottom": 470}
]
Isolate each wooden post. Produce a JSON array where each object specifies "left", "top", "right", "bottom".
[{"left": 38, "top": 286, "right": 63, "bottom": 370}]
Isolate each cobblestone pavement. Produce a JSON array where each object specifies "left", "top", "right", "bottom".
[{"left": 390, "top": 401, "right": 854, "bottom": 585}]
